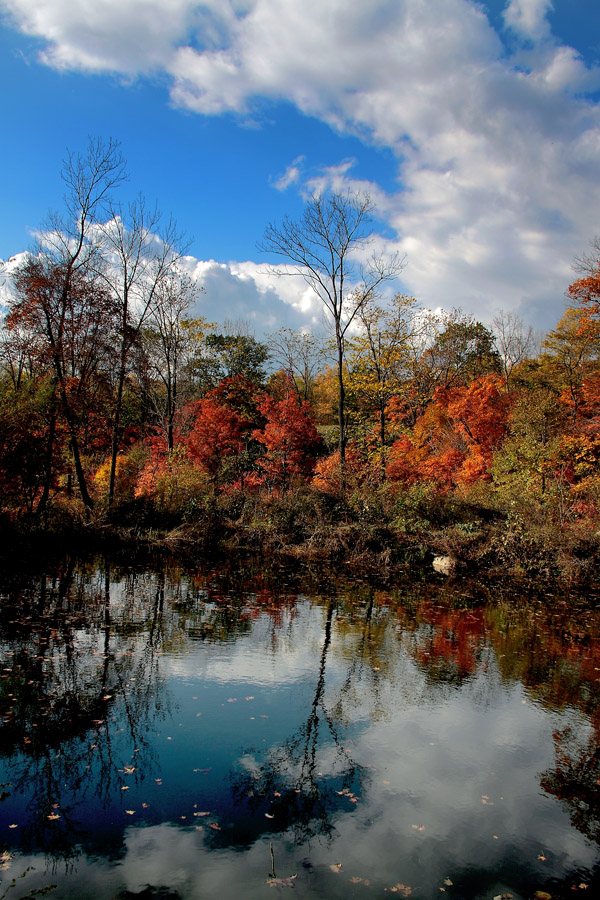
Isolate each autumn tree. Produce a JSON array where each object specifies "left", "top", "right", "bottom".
[
  {"left": 346, "top": 293, "right": 420, "bottom": 473},
  {"left": 541, "top": 307, "right": 600, "bottom": 424},
  {"left": 185, "top": 396, "right": 247, "bottom": 487},
  {"left": 395, "top": 311, "right": 500, "bottom": 427},
  {"left": 7, "top": 138, "right": 126, "bottom": 509},
  {"left": 260, "top": 191, "right": 404, "bottom": 487},
  {"left": 253, "top": 386, "right": 322, "bottom": 491},
  {"left": 8, "top": 258, "right": 117, "bottom": 511},
  {"left": 569, "top": 237, "right": 600, "bottom": 313}
]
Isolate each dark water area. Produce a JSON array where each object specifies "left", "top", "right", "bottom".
[{"left": 1, "top": 551, "right": 600, "bottom": 900}]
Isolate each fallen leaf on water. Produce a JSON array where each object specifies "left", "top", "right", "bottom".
[
  {"left": 411, "top": 825, "right": 425, "bottom": 832},
  {"left": 533, "top": 893, "right": 551, "bottom": 900},
  {"left": 47, "top": 814, "right": 60, "bottom": 821},
  {"left": 8, "top": 825, "right": 18, "bottom": 829},
  {"left": 267, "top": 875, "right": 297, "bottom": 887},
  {"left": 386, "top": 884, "right": 412, "bottom": 896},
  {"left": 209, "top": 823, "right": 221, "bottom": 830},
  {"left": 444, "top": 879, "right": 453, "bottom": 886},
  {"left": 265, "top": 813, "right": 275, "bottom": 819},
  {"left": 330, "top": 863, "right": 342, "bottom": 872},
  {"left": 121, "top": 786, "right": 129, "bottom": 791},
  {"left": 124, "top": 766, "right": 136, "bottom": 774},
  {"left": 125, "top": 810, "right": 135, "bottom": 815},
  {"left": 538, "top": 854, "right": 547, "bottom": 861}
]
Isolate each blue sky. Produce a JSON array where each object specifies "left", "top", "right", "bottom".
[{"left": 1, "top": 0, "right": 600, "bottom": 334}]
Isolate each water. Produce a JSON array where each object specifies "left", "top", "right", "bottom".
[{"left": 1, "top": 553, "right": 600, "bottom": 899}]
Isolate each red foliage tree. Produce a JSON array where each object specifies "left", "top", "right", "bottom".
[
  {"left": 253, "top": 389, "right": 322, "bottom": 490},
  {"left": 185, "top": 397, "right": 247, "bottom": 482}
]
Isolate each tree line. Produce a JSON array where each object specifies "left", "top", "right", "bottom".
[{"left": 2, "top": 138, "right": 600, "bottom": 559}]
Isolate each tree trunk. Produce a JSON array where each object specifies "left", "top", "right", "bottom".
[{"left": 336, "top": 331, "right": 346, "bottom": 494}]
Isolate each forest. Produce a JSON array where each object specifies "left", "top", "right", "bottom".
[{"left": 2, "top": 139, "right": 600, "bottom": 582}]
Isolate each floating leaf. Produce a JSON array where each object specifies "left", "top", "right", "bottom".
[
  {"left": 386, "top": 884, "right": 412, "bottom": 896},
  {"left": 267, "top": 875, "right": 297, "bottom": 887}
]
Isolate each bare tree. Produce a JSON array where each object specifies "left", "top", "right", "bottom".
[
  {"left": 98, "top": 197, "right": 189, "bottom": 506},
  {"left": 492, "top": 310, "right": 536, "bottom": 390},
  {"left": 260, "top": 192, "right": 404, "bottom": 482},
  {"left": 141, "top": 272, "right": 205, "bottom": 450},
  {"left": 267, "top": 327, "right": 327, "bottom": 401},
  {"left": 573, "top": 236, "right": 600, "bottom": 276}
]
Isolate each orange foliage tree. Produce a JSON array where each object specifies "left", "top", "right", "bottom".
[{"left": 387, "top": 375, "right": 511, "bottom": 490}]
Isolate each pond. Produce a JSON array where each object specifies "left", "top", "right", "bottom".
[{"left": 1, "top": 552, "right": 600, "bottom": 900}]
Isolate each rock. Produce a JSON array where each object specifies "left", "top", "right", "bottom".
[{"left": 432, "top": 555, "right": 456, "bottom": 575}]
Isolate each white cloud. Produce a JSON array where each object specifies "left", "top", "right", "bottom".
[
  {"left": 271, "top": 155, "right": 305, "bottom": 191},
  {"left": 179, "top": 256, "right": 322, "bottom": 335},
  {"left": 2, "top": 0, "right": 600, "bottom": 327},
  {"left": 503, "top": 0, "right": 553, "bottom": 42}
]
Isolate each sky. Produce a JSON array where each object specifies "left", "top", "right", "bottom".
[{"left": 1, "top": 0, "right": 600, "bottom": 336}]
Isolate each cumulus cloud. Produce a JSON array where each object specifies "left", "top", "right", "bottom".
[
  {"left": 503, "top": 0, "right": 553, "bottom": 42},
  {"left": 178, "top": 256, "right": 322, "bottom": 336},
  {"left": 0, "top": 248, "right": 322, "bottom": 338},
  {"left": 2, "top": 0, "right": 600, "bottom": 327}
]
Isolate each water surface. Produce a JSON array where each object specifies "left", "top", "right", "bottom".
[{"left": 1, "top": 555, "right": 600, "bottom": 899}]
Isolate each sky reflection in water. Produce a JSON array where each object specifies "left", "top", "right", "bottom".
[{"left": 1, "top": 558, "right": 600, "bottom": 900}]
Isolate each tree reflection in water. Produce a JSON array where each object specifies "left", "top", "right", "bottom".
[
  {"left": 231, "top": 598, "right": 365, "bottom": 842},
  {"left": 3, "top": 553, "right": 600, "bottom": 898},
  {"left": 541, "top": 726, "right": 600, "bottom": 845},
  {"left": 0, "top": 559, "right": 169, "bottom": 862}
]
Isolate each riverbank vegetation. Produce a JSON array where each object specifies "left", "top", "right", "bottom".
[{"left": 2, "top": 141, "right": 600, "bottom": 583}]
